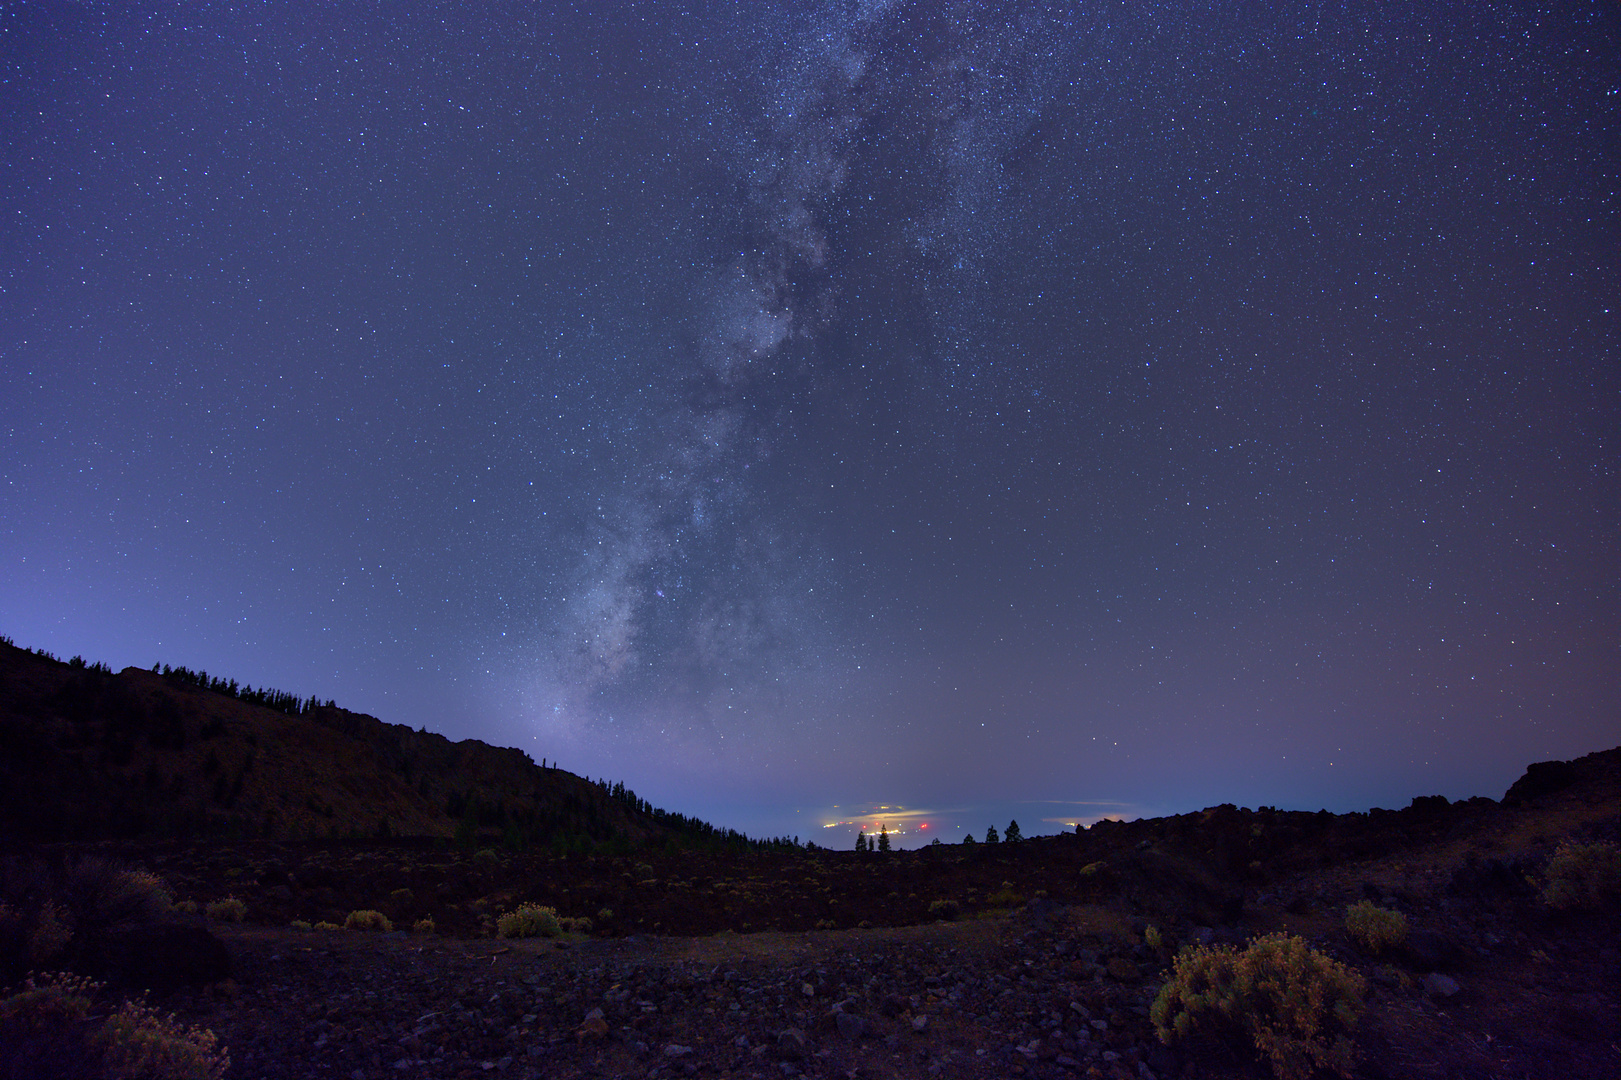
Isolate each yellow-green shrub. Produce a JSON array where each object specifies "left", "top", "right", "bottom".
[
  {"left": 0, "top": 972, "right": 228, "bottom": 1080},
  {"left": 343, "top": 909, "right": 392, "bottom": 932},
  {"left": 98, "top": 998, "right": 230, "bottom": 1080},
  {"left": 496, "top": 902, "right": 561, "bottom": 938},
  {"left": 288, "top": 920, "right": 312, "bottom": 932},
  {"left": 313, "top": 921, "right": 341, "bottom": 931},
  {"left": 412, "top": 917, "right": 436, "bottom": 935},
  {"left": 1542, "top": 841, "right": 1621, "bottom": 910},
  {"left": 1344, "top": 900, "right": 1407, "bottom": 954},
  {"left": 1151, "top": 932, "right": 1366, "bottom": 1080},
  {"left": 204, "top": 897, "right": 245, "bottom": 922}
]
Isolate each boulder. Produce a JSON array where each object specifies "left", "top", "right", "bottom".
[{"left": 87, "top": 923, "right": 230, "bottom": 991}]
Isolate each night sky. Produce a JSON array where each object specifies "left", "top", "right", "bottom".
[{"left": 3, "top": 1, "right": 1615, "bottom": 847}]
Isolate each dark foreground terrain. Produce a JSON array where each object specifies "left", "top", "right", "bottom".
[{"left": 4, "top": 746, "right": 1617, "bottom": 1080}]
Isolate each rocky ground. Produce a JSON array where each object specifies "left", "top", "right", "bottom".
[
  {"left": 161, "top": 874, "right": 1616, "bottom": 1080},
  {"left": 6, "top": 747, "right": 1618, "bottom": 1079}
]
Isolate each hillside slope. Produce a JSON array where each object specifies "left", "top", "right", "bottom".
[{"left": 0, "top": 640, "right": 703, "bottom": 850}]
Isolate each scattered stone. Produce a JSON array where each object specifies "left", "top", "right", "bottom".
[
  {"left": 912, "top": 1014, "right": 929, "bottom": 1032},
  {"left": 664, "top": 1043, "right": 693, "bottom": 1057},
  {"left": 1421, "top": 973, "right": 1460, "bottom": 998},
  {"left": 835, "top": 1011, "right": 870, "bottom": 1041},
  {"left": 1106, "top": 957, "right": 1141, "bottom": 982},
  {"left": 777, "top": 1028, "right": 808, "bottom": 1060}
]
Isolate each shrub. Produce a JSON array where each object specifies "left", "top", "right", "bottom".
[
  {"left": 98, "top": 998, "right": 230, "bottom": 1080},
  {"left": 472, "top": 849, "right": 499, "bottom": 868},
  {"left": 412, "top": 917, "right": 436, "bottom": 935},
  {"left": 343, "top": 910, "right": 392, "bottom": 932},
  {"left": 927, "top": 899, "right": 960, "bottom": 921},
  {"left": 1151, "top": 932, "right": 1366, "bottom": 1080},
  {"left": 173, "top": 901, "right": 200, "bottom": 916},
  {"left": 28, "top": 900, "right": 75, "bottom": 967},
  {"left": 313, "top": 921, "right": 341, "bottom": 931},
  {"left": 1144, "top": 924, "right": 1164, "bottom": 953},
  {"left": 288, "top": 920, "right": 312, "bottom": 932},
  {"left": 0, "top": 972, "right": 228, "bottom": 1080},
  {"left": 496, "top": 903, "right": 561, "bottom": 939},
  {"left": 1344, "top": 900, "right": 1407, "bottom": 954},
  {"left": 1079, "top": 861, "right": 1105, "bottom": 877},
  {"left": 986, "top": 881, "right": 1022, "bottom": 907},
  {"left": 204, "top": 898, "right": 245, "bottom": 923},
  {"left": 55, "top": 859, "right": 173, "bottom": 928},
  {"left": 558, "top": 916, "right": 593, "bottom": 934},
  {"left": 1541, "top": 841, "right": 1621, "bottom": 910},
  {"left": 389, "top": 888, "right": 414, "bottom": 904},
  {"left": 596, "top": 907, "right": 614, "bottom": 924}
]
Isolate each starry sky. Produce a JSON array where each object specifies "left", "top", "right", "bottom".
[{"left": 3, "top": 1, "right": 1616, "bottom": 848}]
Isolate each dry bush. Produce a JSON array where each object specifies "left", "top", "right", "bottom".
[
  {"left": 97, "top": 998, "right": 229, "bottom": 1080},
  {"left": 1542, "top": 841, "right": 1621, "bottom": 910},
  {"left": 927, "top": 899, "right": 961, "bottom": 921},
  {"left": 343, "top": 910, "right": 392, "bottom": 932},
  {"left": 313, "top": 921, "right": 341, "bottom": 932},
  {"left": 412, "top": 917, "right": 436, "bottom": 935},
  {"left": 496, "top": 903, "right": 561, "bottom": 939},
  {"left": 1344, "top": 900, "right": 1407, "bottom": 954},
  {"left": 1152, "top": 932, "right": 1366, "bottom": 1080},
  {"left": 0, "top": 971, "right": 227, "bottom": 1080},
  {"left": 204, "top": 898, "right": 245, "bottom": 923}
]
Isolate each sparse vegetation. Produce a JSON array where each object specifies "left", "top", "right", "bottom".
[
  {"left": 0, "top": 971, "right": 228, "bottom": 1080},
  {"left": 343, "top": 910, "right": 392, "bottom": 932},
  {"left": 927, "top": 899, "right": 960, "bottom": 921},
  {"left": 204, "top": 897, "right": 246, "bottom": 923},
  {"left": 1344, "top": 900, "right": 1407, "bottom": 954},
  {"left": 1541, "top": 840, "right": 1621, "bottom": 910},
  {"left": 412, "top": 917, "right": 436, "bottom": 935},
  {"left": 496, "top": 902, "right": 562, "bottom": 939},
  {"left": 98, "top": 997, "right": 231, "bottom": 1080},
  {"left": 1152, "top": 932, "right": 1366, "bottom": 1080}
]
